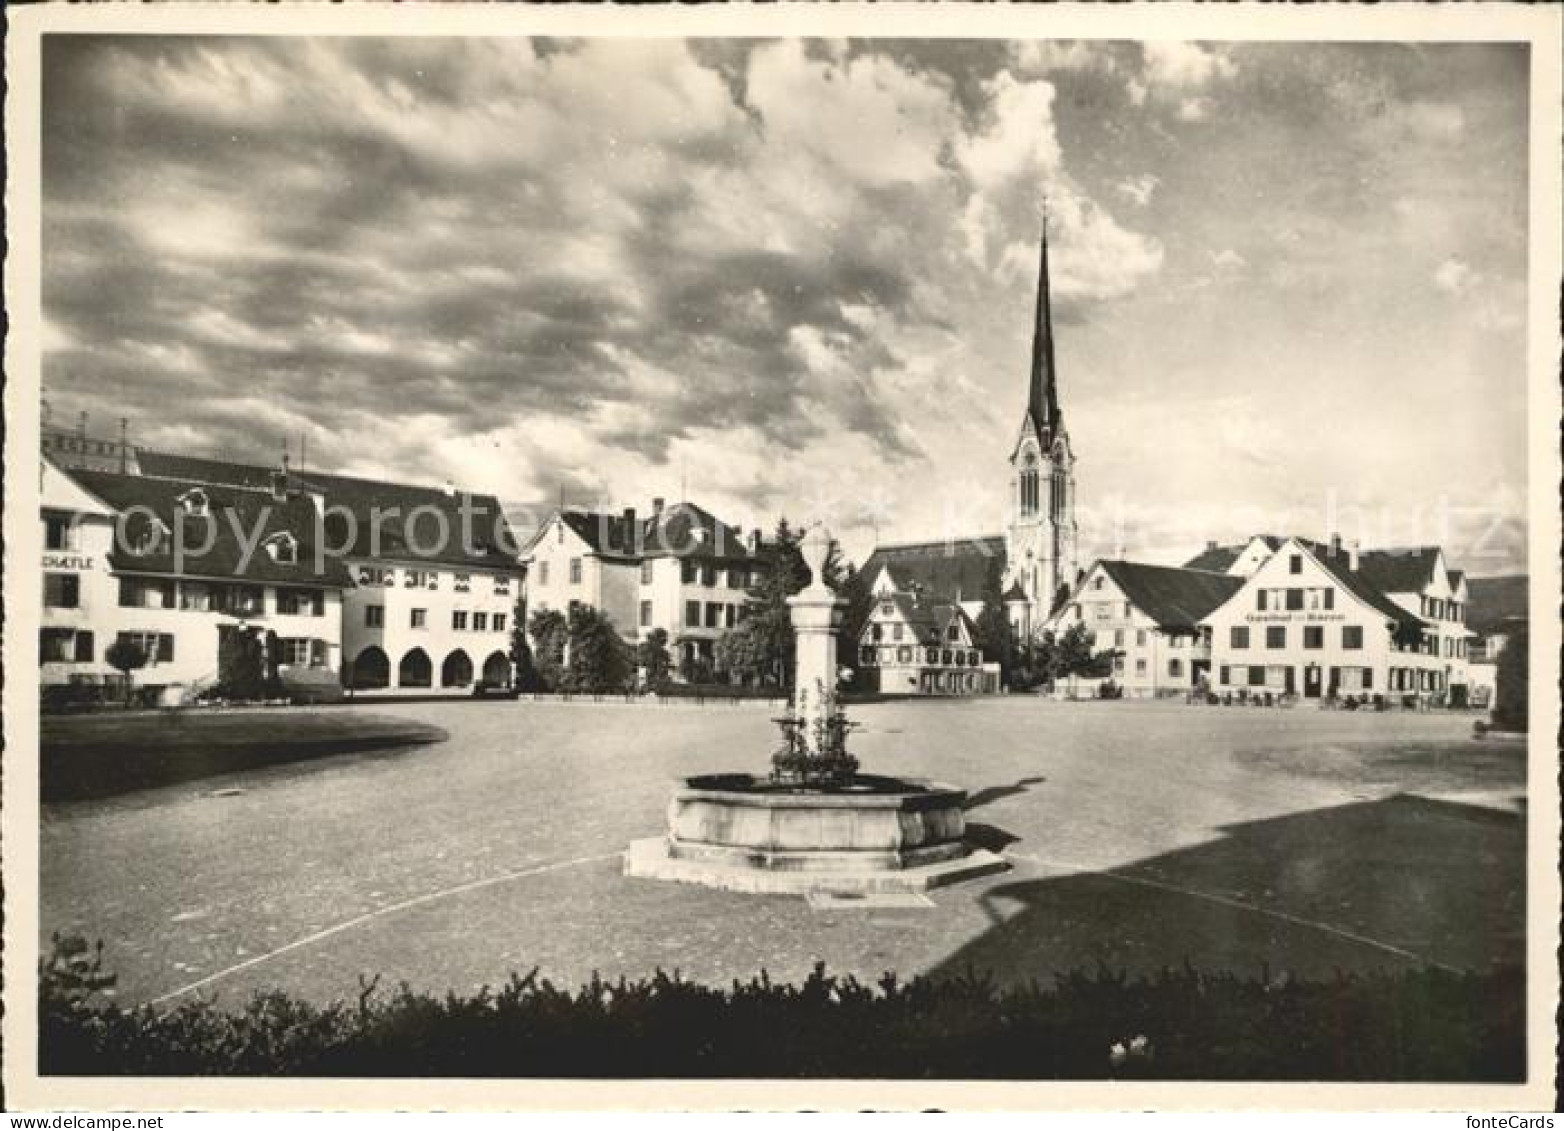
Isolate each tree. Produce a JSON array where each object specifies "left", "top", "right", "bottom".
[
  {"left": 104, "top": 638, "right": 148, "bottom": 703},
  {"left": 740, "top": 518, "right": 809, "bottom": 690},
  {"left": 715, "top": 620, "right": 770, "bottom": 687},
  {"left": 510, "top": 596, "right": 542, "bottom": 691},
  {"left": 1492, "top": 622, "right": 1528, "bottom": 732},
  {"left": 972, "top": 557, "right": 1015, "bottom": 682},
  {"left": 834, "top": 560, "right": 875, "bottom": 676},
  {"left": 636, "top": 627, "right": 672, "bottom": 690},
  {"left": 562, "top": 604, "right": 632, "bottom": 692},
  {"left": 216, "top": 625, "right": 267, "bottom": 700},
  {"left": 528, "top": 607, "right": 568, "bottom": 691}
]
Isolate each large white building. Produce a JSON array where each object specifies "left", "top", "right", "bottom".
[
  {"left": 134, "top": 452, "right": 524, "bottom": 694},
  {"left": 1200, "top": 536, "right": 1473, "bottom": 703},
  {"left": 40, "top": 457, "right": 350, "bottom": 696},
  {"left": 524, "top": 498, "right": 765, "bottom": 669}
]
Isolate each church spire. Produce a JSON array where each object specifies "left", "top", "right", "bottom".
[{"left": 1027, "top": 202, "right": 1060, "bottom": 439}]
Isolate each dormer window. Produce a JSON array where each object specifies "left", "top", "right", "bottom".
[
  {"left": 123, "top": 513, "right": 170, "bottom": 556},
  {"left": 263, "top": 532, "right": 298, "bottom": 565},
  {"left": 178, "top": 488, "right": 210, "bottom": 518}
]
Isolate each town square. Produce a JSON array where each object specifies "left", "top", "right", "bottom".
[{"left": 7, "top": 8, "right": 1556, "bottom": 1107}]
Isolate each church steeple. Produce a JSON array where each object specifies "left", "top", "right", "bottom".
[{"left": 1026, "top": 205, "right": 1060, "bottom": 440}]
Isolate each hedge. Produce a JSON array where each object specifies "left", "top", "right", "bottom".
[{"left": 40, "top": 935, "right": 1523, "bottom": 1080}]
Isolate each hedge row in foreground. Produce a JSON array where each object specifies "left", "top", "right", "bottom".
[{"left": 41, "top": 935, "right": 1523, "bottom": 1080}]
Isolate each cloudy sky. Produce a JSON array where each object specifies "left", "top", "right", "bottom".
[{"left": 41, "top": 36, "right": 1530, "bottom": 572}]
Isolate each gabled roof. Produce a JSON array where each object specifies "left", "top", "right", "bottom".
[
  {"left": 1353, "top": 545, "right": 1442, "bottom": 596},
  {"left": 65, "top": 469, "right": 354, "bottom": 587},
  {"left": 873, "top": 591, "right": 978, "bottom": 648},
  {"left": 1296, "top": 540, "right": 1428, "bottom": 632},
  {"left": 1182, "top": 535, "right": 1284, "bottom": 573},
  {"left": 136, "top": 451, "right": 519, "bottom": 571},
  {"left": 862, "top": 536, "right": 1005, "bottom": 606},
  {"left": 547, "top": 502, "right": 757, "bottom": 561},
  {"left": 1466, "top": 575, "right": 1528, "bottom": 637},
  {"left": 1096, "top": 560, "right": 1246, "bottom": 632}
]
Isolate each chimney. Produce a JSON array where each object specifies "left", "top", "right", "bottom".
[
  {"left": 748, "top": 527, "right": 762, "bottom": 554},
  {"left": 1206, "top": 540, "right": 1218, "bottom": 552},
  {"left": 1329, "top": 532, "right": 1343, "bottom": 558},
  {"left": 622, "top": 507, "right": 637, "bottom": 553},
  {"left": 442, "top": 478, "right": 457, "bottom": 498},
  {"left": 652, "top": 496, "right": 665, "bottom": 517},
  {"left": 1347, "top": 539, "right": 1360, "bottom": 572},
  {"left": 119, "top": 417, "right": 129, "bottom": 473},
  {"left": 270, "top": 469, "right": 289, "bottom": 502},
  {"left": 78, "top": 411, "right": 88, "bottom": 440}
]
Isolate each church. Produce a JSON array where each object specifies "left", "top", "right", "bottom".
[{"left": 856, "top": 217, "right": 1080, "bottom": 688}]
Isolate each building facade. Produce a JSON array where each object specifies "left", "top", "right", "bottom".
[
  {"left": 1047, "top": 558, "right": 1244, "bottom": 698},
  {"left": 1463, "top": 574, "right": 1527, "bottom": 707},
  {"left": 134, "top": 452, "right": 523, "bottom": 694},
  {"left": 41, "top": 457, "right": 349, "bottom": 695},
  {"left": 524, "top": 499, "right": 764, "bottom": 669},
  {"left": 1201, "top": 537, "right": 1472, "bottom": 703},
  {"left": 854, "top": 588, "right": 999, "bottom": 696}
]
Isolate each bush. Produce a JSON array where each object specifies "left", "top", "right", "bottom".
[{"left": 39, "top": 936, "right": 1522, "bottom": 1080}]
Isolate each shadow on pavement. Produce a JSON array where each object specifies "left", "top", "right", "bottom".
[
  {"left": 964, "top": 775, "right": 1048, "bottom": 811},
  {"left": 933, "top": 792, "right": 1525, "bottom": 985}
]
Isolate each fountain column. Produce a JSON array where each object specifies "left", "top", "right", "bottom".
[{"left": 785, "top": 524, "right": 847, "bottom": 770}]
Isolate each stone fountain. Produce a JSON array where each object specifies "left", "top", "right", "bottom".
[{"left": 624, "top": 523, "right": 1009, "bottom": 895}]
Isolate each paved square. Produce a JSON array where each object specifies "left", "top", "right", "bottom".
[{"left": 40, "top": 698, "right": 1525, "bottom": 1007}]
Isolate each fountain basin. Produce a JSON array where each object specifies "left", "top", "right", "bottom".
[{"left": 624, "top": 773, "right": 1009, "bottom": 895}]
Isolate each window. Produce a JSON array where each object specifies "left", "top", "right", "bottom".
[
  {"left": 700, "top": 565, "right": 717, "bottom": 587},
  {"left": 1257, "top": 590, "right": 1268, "bottom": 611},
  {"left": 942, "top": 649, "right": 953, "bottom": 665},
  {"left": 40, "top": 628, "right": 75, "bottom": 663},
  {"left": 494, "top": 613, "right": 507, "bottom": 633},
  {"left": 640, "top": 600, "right": 653, "bottom": 627},
  {"left": 1169, "top": 658, "right": 1183, "bottom": 678},
  {"left": 641, "top": 561, "right": 654, "bottom": 585},
  {"left": 1248, "top": 665, "right": 1266, "bottom": 686},
  {"left": 366, "top": 605, "right": 384, "bottom": 628},
  {"left": 1343, "top": 625, "right": 1363, "bottom": 650},
  {"left": 493, "top": 576, "right": 511, "bottom": 595},
  {"left": 1136, "top": 630, "right": 1147, "bottom": 647},
  {"left": 119, "top": 577, "right": 176, "bottom": 609},
  {"left": 1219, "top": 665, "right": 1231, "bottom": 685},
  {"left": 881, "top": 602, "right": 895, "bottom": 615},
  {"left": 686, "top": 600, "right": 700, "bottom": 627},
  {"left": 1231, "top": 626, "right": 1250, "bottom": 649},
  {"left": 178, "top": 489, "right": 209, "bottom": 518},
  {"left": 1285, "top": 589, "right": 1304, "bottom": 611},
  {"left": 1266, "top": 625, "right": 1286, "bottom": 649},
  {"left": 277, "top": 638, "right": 313, "bottom": 666},
  {"left": 1094, "top": 604, "right": 1110, "bottom": 620},
  {"left": 470, "top": 612, "right": 486, "bottom": 631},
  {"left": 872, "top": 623, "right": 884, "bottom": 641},
  {"left": 682, "top": 560, "right": 698, "bottom": 585},
  {"left": 705, "top": 602, "right": 721, "bottom": 628},
  {"left": 453, "top": 610, "right": 469, "bottom": 631},
  {"left": 1114, "top": 629, "right": 1124, "bottom": 648},
  {"left": 898, "top": 646, "right": 913, "bottom": 664},
  {"left": 1304, "top": 625, "right": 1324, "bottom": 650},
  {"left": 44, "top": 513, "right": 75, "bottom": 551},
  {"left": 538, "top": 562, "right": 550, "bottom": 586},
  {"left": 43, "top": 573, "right": 80, "bottom": 609},
  {"left": 1289, "top": 554, "right": 1303, "bottom": 574},
  {"left": 454, "top": 574, "right": 471, "bottom": 593},
  {"left": 1092, "top": 576, "right": 1104, "bottom": 591},
  {"left": 411, "top": 608, "right": 427, "bottom": 629},
  {"left": 277, "top": 588, "right": 324, "bottom": 616},
  {"left": 1136, "top": 658, "right": 1148, "bottom": 675},
  {"left": 1123, "top": 601, "right": 1132, "bottom": 618},
  {"left": 926, "top": 648, "right": 939, "bottom": 664},
  {"left": 117, "top": 631, "right": 174, "bottom": 665},
  {"left": 569, "top": 558, "right": 582, "bottom": 585},
  {"left": 860, "top": 646, "right": 876, "bottom": 665},
  {"left": 728, "top": 568, "right": 745, "bottom": 590},
  {"left": 217, "top": 584, "right": 264, "bottom": 616},
  {"left": 893, "top": 624, "right": 904, "bottom": 642},
  {"left": 264, "top": 533, "right": 298, "bottom": 565},
  {"left": 725, "top": 605, "right": 737, "bottom": 628},
  {"left": 948, "top": 624, "right": 961, "bottom": 641},
  {"left": 1265, "top": 665, "right": 1288, "bottom": 690},
  {"left": 1324, "top": 589, "right": 1335, "bottom": 611},
  {"left": 179, "top": 582, "right": 212, "bottom": 611}
]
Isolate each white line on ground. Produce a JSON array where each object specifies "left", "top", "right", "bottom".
[
  {"left": 1003, "top": 851, "right": 1460, "bottom": 973},
  {"left": 148, "top": 851, "right": 621, "bottom": 1008}
]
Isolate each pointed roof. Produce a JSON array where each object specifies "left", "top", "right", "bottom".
[
  {"left": 1096, "top": 560, "right": 1246, "bottom": 632},
  {"left": 862, "top": 536, "right": 1005, "bottom": 606},
  {"left": 1026, "top": 209, "right": 1061, "bottom": 441}
]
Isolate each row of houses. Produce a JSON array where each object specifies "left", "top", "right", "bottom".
[{"left": 856, "top": 529, "right": 1524, "bottom": 705}]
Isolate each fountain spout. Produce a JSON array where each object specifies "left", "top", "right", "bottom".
[{"left": 773, "top": 523, "right": 857, "bottom": 786}]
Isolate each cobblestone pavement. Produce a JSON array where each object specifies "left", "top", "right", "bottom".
[{"left": 39, "top": 698, "right": 1526, "bottom": 1006}]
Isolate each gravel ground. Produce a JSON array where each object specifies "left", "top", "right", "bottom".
[{"left": 39, "top": 697, "right": 1526, "bottom": 1007}]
